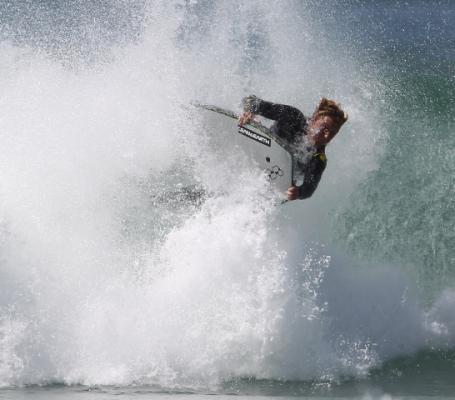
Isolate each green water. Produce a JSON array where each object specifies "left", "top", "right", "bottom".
[{"left": 334, "top": 70, "right": 455, "bottom": 296}]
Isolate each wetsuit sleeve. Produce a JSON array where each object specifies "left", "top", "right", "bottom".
[
  {"left": 242, "top": 95, "right": 305, "bottom": 125},
  {"left": 298, "top": 158, "right": 326, "bottom": 199}
]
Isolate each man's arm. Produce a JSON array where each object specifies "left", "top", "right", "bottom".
[
  {"left": 298, "top": 157, "right": 326, "bottom": 199},
  {"left": 242, "top": 95, "right": 305, "bottom": 125},
  {"left": 285, "top": 178, "right": 321, "bottom": 200},
  {"left": 298, "top": 175, "right": 322, "bottom": 199},
  {"left": 287, "top": 156, "right": 326, "bottom": 201}
]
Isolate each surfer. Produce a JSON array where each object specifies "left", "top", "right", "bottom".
[{"left": 239, "top": 95, "right": 347, "bottom": 201}]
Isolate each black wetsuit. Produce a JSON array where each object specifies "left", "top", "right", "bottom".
[{"left": 243, "top": 96, "right": 327, "bottom": 199}]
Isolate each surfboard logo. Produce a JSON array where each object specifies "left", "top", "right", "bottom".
[
  {"left": 238, "top": 126, "right": 271, "bottom": 147},
  {"left": 266, "top": 165, "right": 284, "bottom": 180}
]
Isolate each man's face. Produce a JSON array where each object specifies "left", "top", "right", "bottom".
[{"left": 307, "top": 116, "right": 339, "bottom": 146}]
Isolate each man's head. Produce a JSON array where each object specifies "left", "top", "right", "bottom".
[{"left": 307, "top": 98, "right": 348, "bottom": 147}]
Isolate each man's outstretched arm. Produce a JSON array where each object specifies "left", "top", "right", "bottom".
[{"left": 242, "top": 95, "right": 305, "bottom": 124}]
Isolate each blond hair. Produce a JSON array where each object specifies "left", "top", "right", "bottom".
[{"left": 312, "top": 98, "right": 348, "bottom": 128}]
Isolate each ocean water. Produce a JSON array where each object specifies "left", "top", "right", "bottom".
[{"left": 0, "top": 1, "right": 454, "bottom": 399}]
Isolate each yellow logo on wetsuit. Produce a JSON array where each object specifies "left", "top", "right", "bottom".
[{"left": 315, "top": 153, "right": 327, "bottom": 162}]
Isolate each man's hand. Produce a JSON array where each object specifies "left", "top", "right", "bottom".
[
  {"left": 238, "top": 112, "right": 256, "bottom": 126},
  {"left": 286, "top": 186, "right": 299, "bottom": 201}
]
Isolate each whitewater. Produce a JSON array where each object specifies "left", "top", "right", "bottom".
[{"left": 0, "top": 0, "right": 454, "bottom": 397}]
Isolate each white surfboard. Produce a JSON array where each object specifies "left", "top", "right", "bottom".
[{"left": 194, "top": 104, "right": 294, "bottom": 194}]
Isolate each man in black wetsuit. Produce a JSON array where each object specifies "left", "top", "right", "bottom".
[{"left": 239, "top": 95, "right": 348, "bottom": 201}]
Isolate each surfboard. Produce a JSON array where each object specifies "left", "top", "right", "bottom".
[{"left": 194, "top": 104, "right": 294, "bottom": 194}]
